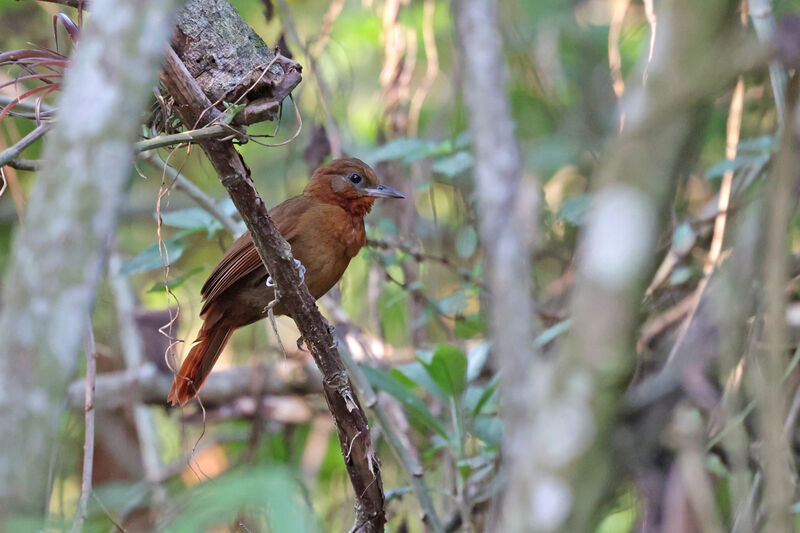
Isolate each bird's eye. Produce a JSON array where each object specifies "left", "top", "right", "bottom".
[{"left": 348, "top": 173, "right": 362, "bottom": 184}]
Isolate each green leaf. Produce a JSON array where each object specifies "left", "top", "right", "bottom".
[
  {"left": 388, "top": 367, "right": 420, "bottom": 389},
  {"left": 557, "top": 194, "right": 591, "bottom": 226},
  {"left": 222, "top": 101, "right": 246, "bottom": 124},
  {"left": 472, "top": 416, "right": 503, "bottom": 447},
  {"left": 366, "top": 138, "right": 434, "bottom": 164},
  {"left": 705, "top": 454, "right": 729, "bottom": 478},
  {"left": 392, "top": 362, "right": 447, "bottom": 400},
  {"left": 163, "top": 467, "right": 318, "bottom": 533},
  {"left": 457, "top": 453, "right": 495, "bottom": 480},
  {"left": 455, "top": 313, "right": 487, "bottom": 339},
  {"left": 385, "top": 486, "right": 412, "bottom": 503},
  {"left": 432, "top": 151, "right": 475, "bottom": 177},
  {"left": 469, "top": 374, "right": 500, "bottom": 417},
  {"left": 89, "top": 481, "right": 150, "bottom": 516},
  {"left": 361, "top": 364, "right": 448, "bottom": 438},
  {"left": 737, "top": 135, "right": 774, "bottom": 152},
  {"left": 396, "top": 361, "right": 447, "bottom": 400},
  {"left": 669, "top": 266, "right": 695, "bottom": 286},
  {"left": 534, "top": 319, "right": 571, "bottom": 348},
  {"left": 467, "top": 341, "right": 491, "bottom": 382},
  {"left": 160, "top": 208, "right": 222, "bottom": 238},
  {"left": 120, "top": 232, "right": 189, "bottom": 276},
  {"left": 436, "top": 291, "right": 469, "bottom": 315},
  {"left": 705, "top": 153, "right": 768, "bottom": 180},
  {"left": 420, "top": 345, "right": 468, "bottom": 396},
  {"left": 671, "top": 222, "right": 696, "bottom": 256},
  {"left": 527, "top": 136, "right": 580, "bottom": 175},
  {"left": 148, "top": 266, "right": 207, "bottom": 293},
  {"left": 375, "top": 218, "right": 399, "bottom": 237},
  {"left": 455, "top": 226, "right": 478, "bottom": 258}
]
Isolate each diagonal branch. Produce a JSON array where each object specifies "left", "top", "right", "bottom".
[{"left": 158, "top": 42, "right": 385, "bottom": 532}]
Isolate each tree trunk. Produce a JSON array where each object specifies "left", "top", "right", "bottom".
[
  {"left": 0, "top": 0, "right": 183, "bottom": 518},
  {"left": 453, "top": 0, "right": 540, "bottom": 531}
]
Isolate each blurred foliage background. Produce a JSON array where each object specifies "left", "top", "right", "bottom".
[{"left": 3, "top": 0, "right": 800, "bottom": 531}]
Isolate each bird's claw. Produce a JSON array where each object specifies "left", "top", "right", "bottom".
[
  {"left": 296, "top": 326, "right": 338, "bottom": 351},
  {"left": 266, "top": 259, "right": 304, "bottom": 287},
  {"left": 328, "top": 325, "right": 338, "bottom": 349},
  {"left": 294, "top": 258, "right": 306, "bottom": 284}
]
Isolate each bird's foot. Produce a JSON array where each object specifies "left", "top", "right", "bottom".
[
  {"left": 294, "top": 258, "right": 306, "bottom": 284},
  {"left": 295, "top": 326, "right": 338, "bottom": 351},
  {"left": 265, "top": 259, "right": 304, "bottom": 287},
  {"left": 328, "top": 325, "right": 338, "bottom": 349}
]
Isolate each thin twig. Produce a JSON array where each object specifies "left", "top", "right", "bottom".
[
  {"left": 276, "top": 0, "right": 343, "bottom": 158},
  {"left": 367, "top": 237, "right": 486, "bottom": 290},
  {"left": 642, "top": 0, "right": 657, "bottom": 83},
  {"left": 672, "top": 407, "right": 726, "bottom": 533},
  {"left": 710, "top": 8, "right": 753, "bottom": 524},
  {"left": 33, "top": 0, "right": 83, "bottom": 8},
  {"left": 138, "top": 151, "right": 243, "bottom": 237},
  {"left": 134, "top": 124, "right": 242, "bottom": 153},
  {"left": 245, "top": 94, "right": 304, "bottom": 148},
  {"left": 5, "top": 157, "right": 41, "bottom": 171},
  {"left": 748, "top": 0, "right": 788, "bottom": 129},
  {"left": 0, "top": 94, "right": 55, "bottom": 115},
  {"left": 408, "top": 0, "right": 439, "bottom": 138},
  {"left": 0, "top": 122, "right": 51, "bottom": 167},
  {"left": 660, "top": 75, "right": 746, "bottom": 372},
  {"left": 66, "top": 361, "right": 322, "bottom": 409},
  {"left": 733, "top": 370, "right": 800, "bottom": 531},
  {"left": 310, "top": 0, "right": 344, "bottom": 58},
  {"left": 707, "top": 77, "right": 745, "bottom": 274},
  {"left": 72, "top": 321, "right": 97, "bottom": 533},
  {"left": 608, "top": 0, "right": 630, "bottom": 131}
]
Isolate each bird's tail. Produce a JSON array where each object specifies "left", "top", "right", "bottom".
[{"left": 167, "top": 315, "right": 234, "bottom": 406}]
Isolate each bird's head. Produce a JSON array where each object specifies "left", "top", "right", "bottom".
[{"left": 304, "top": 158, "right": 405, "bottom": 217}]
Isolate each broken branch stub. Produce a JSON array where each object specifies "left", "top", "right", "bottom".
[{"left": 172, "top": 0, "right": 302, "bottom": 124}]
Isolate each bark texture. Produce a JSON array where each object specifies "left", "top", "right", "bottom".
[
  {"left": 173, "top": 0, "right": 302, "bottom": 124},
  {"left": 0, "top": 0, "right": 182, "bottom": 518}
]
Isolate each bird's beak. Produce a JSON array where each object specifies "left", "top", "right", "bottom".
[{"left": 364, "top": 184, "right": 406, "bottom": 199}]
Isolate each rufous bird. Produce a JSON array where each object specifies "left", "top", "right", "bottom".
[{"left": 167, "top": 158, "right": 405, "bottom": 406}]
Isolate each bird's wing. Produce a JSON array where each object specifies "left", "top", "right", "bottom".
[{"left": 200, "top": 195, "right": 314, "bottom": 310}]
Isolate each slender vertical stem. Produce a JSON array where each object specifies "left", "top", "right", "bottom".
[
  {"left": 72, "top": 323, "right": 97, "bottom": 533},
  {"left": 450, "top": 396, "right": 473, "bottom": 533},
  {"left": 755, "top": 93, "right": 796, "bottom": 533},
  {"left": 453, "top": 1, "right": 539, "bottom": 530}
]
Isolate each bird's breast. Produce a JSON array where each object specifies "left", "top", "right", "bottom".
[{"left": 289, "top": 208, "right": 366, "bottom": 299}]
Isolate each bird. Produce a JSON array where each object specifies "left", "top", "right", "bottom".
[{"left": 167, "top": 158, "right": 405, "bottom": 406}]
